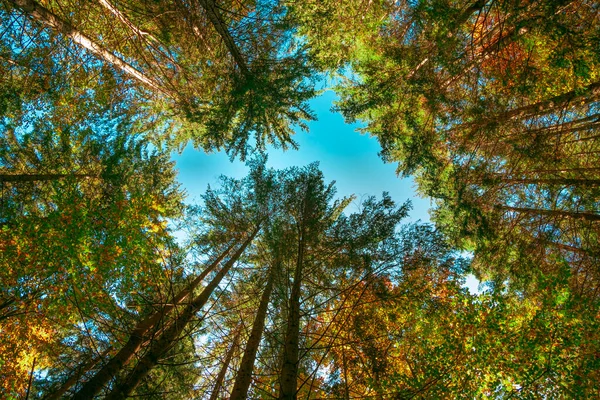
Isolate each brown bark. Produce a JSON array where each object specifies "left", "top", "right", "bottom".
[
  {"left": 104, "top": 224, "right": 261, "bottom": 400},
  {"left": 501, "top": 205, "right": 600, "bottom": 222},
  {"left": 209, "top": 328, "right": 242, "bottom": 400},
  {"left": 452, "top": 80, "right": 600, "bottom": 133},
  {"left": 197, "top": 0, "right": 249, "bottom": 77},
  {"left": 7, "top": 0, "right": 168, "bottom": 95},
  {"left": 278, "top": 233, "right": 305, "bottom": 400},
  {"left": 342, "top": 347, "right": 350, "bottom": 400},
  {"left": 230, "top": 261, "right": 278, "bottom": 400},
  {"left": 0, "top": 173, "right": 96, "bottom": 182},
  {"left": 483, "top": 177, "right": 600, "bottom": 187},
  {"left": 44, "top": 348, "right": 111, "bottom": 400},
  {"left": 525, "top": 167, "right": 600, "bottom": 174},
  {"left": 406, "top": 0, "right": 485, "bottom": 79},
  {"left": 538, "top": 239, "right": 591, "bottom": 257},
  {"left": 71, "top": 242, "right": 235, "bottom": 400}
]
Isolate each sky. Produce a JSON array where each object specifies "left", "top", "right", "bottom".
[
  {"left": 172, "top": 90, "right": 432, "bottom": 222},
  {"left": 171, "top": 90, "right": 483, "bottom": 294}
]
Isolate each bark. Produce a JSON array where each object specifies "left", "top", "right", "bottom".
[
  {"left": 71, "top": 242, "right": 235, "bottom": 400},
  {"left": 538, "top": 239, "right": 592, "bottom": 257},
  {"left": 278, "top": 233, "right": 306, "bottom": 400},
  {"left": 97, "top": 0, "right": 154, "bottom": 40},
  {"left": 209, "top": 328, "right": 242, "bottom": 400},
  {"left": 525, "top": 167, "right": 600, "bottom": 174},
  {"left": 483, "top": 177, "right": 600, "bottom": 187},
  {"left": 457, "top": 0, "right": 486, "bottom": 25},
  {"left": 451, "top": 80, "right": 600, "bottom": 133},
  {"left": 44, "top": 348, "right": 111, "bottom": 400},
  {"left": 97, "top": 0, "right": 181, "bottom": 71},
  {"left": 442, "top": 24, "right": 519, "bottom": 90},
  {"left": 104, "top": 224, "right": 261, "bottom": 400},
  {"left": 498, "top": 81, "right": 600, "bottom": 120},
  {"left": 7, "top": 0, "right": 168, "bottom": 95},
  {"left": 501, "top": 205, "right": 600, "bottom": 222},
  {"left": 342, "top": 348, "right": 350, "bottom": 400},
  {"left": 197, "top": 0, "right": 250, "bottom": 77},
  {"left": 230, "top": 262, "right": 278, "bottom": 400},
  {"left": 406, "top": 0, "right": 485, "bottom": 79},
  {"left": 0, "top": 173, "right": 96, "bottom": 182}
]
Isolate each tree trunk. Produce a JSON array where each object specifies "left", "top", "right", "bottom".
[
  {"left": 278, "top": 233, "right": 305, "bottom": 400},
  {"left": 451, "top": 80, "right": 600, "bottom": 133},
  {"left": 104, "top": 224, "right": 261, "bottom": 400},
  {"left": 197, "top": 0, "right": 249, "bottom": 77},
  {"left": 500, "top": 205, "right": 600, "bottom": 222},
  {"left": 44, "top": 348, "right": 111, "bottom": 400},
  {"left": 209, "top": 328, "right": 242, "bottom": 400},
  {"left": 342, "top": 347, "right": 350, "bottom": 400},
  {"left": 7, "top": 0, "right": 168, "bottom": 95},
  {"left": 0, "top": 173, "right": 96, "bottom": 182},
  {"left": 230, "top": 261, "right": 278, "bottom": 400},
  {"left": 483, "top": 177, "right": 600, "bottom": 187},
  {"left": 407, "top": 0, "right": 485, "bottom": 79},
  {"left": 71, "top": 242, "right": 236, "bottom": 399}
]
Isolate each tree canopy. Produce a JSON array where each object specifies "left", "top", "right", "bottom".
[{"left": 1, "top": 0, "right": 599, "bottom": 398}]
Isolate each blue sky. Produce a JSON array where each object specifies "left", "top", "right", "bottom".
[
  {"left": 172, "top": 90, "right": 482, "bottom": 293},
  {"left": 172, "top": 90, "right": 432, "bottom": 222}
]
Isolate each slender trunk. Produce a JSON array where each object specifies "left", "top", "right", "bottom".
[
  {"left": 7, "top": 0, "right": 168, "bottom": 95},
  {"left": 71, "top": 242, "right": 235, "bottom": 400},
  {"left": 509, "top": 113, "right": 600, "bottom": 139},
  {"left": 476, "top": 121, "right": 600, "bottom": 148},
  {"left": 457, "top": 0, "right": 486, "bottom": 25},
  {"left": 98, "top": 0, "right": 154, "bottom": 40},
  {"left": 230, "top": 262, "right": 278, "bottom": 400},
  {"left": 342, "top": 347, "right": 350, "bottom": 400},
  {"left": 500, "top": 205, "right": 600, "bottom": 222},
  {"left": 197, "top": 0, "right": 249, "bottom": 77},
  {"left": 500, "top": 81, "right": 600, "bottom": 120},
  {"left": 407, "top": 0, "right": 485, "bottom": 79},
  {"left": 534, "top": 238, "right": 591, "bottom": 257},
  {"left": 44, "top": 348, "right": 111, "bottom": 400},
  {"left": 209, "top": 328, "right": 242, "bottom": 400},
  {"left": 482, "top": 177, "right": 600, "bottom": 186},
  {"left": 525, "top": 166, "right": 600, "bottom": 174},
  {"left": 97, "top": 0, "right": 181, "bottom": 70},
  {"left": 0, "top": 173, "right": 96, "bottom": 182},
  {"left": 565, "top": 132, "right": 600, "bottom": 144},
  {"left": 442, "top": 25, "right": 518, "bottom": 90},
  {"left": 278, "top": 233, "right": 305, "bottom": 400},
  {"left": 451, "top": 80, "right": 600, "bottom": 133},
  {"left": 104, "top": 224, "right": 261, "bottom": 400},
  {"left": 25, "top": 358, "right": 36, "bottom": 400}
]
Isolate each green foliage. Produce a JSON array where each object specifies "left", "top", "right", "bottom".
[{"left": 2, "top": 0, "right": 600, "bottom": 397}]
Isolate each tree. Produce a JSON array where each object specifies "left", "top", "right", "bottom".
[
  {"left": 0, "top": 97, "right": 184, "bottom": 397},
  {"left": 2, "top": 0, "right": 318, "bottom": 158},
  {"left": 292, "top": 0, "right": 600, "bottom": 296}
]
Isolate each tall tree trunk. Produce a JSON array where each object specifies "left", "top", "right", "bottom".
[
  {"left": 197, "top": 0, "right": 249, "bottom": 77},
  {"left": 104, "top": 224, "right": 261, "bottom": 400},
  {"left": 44, "top": 348, "right": 111, "bottom": 400},
  {"left": 71, "top": 242, "right": 236, "bottom": 400},
  {"left": 500, "top": 205, "right": 600, "bottom": 222},
  {"left": 278, "top": 233, "right": 306, "bottom": 400},
  {"left": 342, "top": 346, "right": 350, "bottom": 400},
  {"left": 482, "top": 177, "right": 600, "bottom": 187},
  {"left": 230, "top": 261, "right": 278, "bottom": 400},
  {"left": 0, "top": 173, "right": 96, "bottom": 182},
  {"left": 407, "top": 0, "right": 485, "bottom": 79},
  {"left": 7, "top": 0, "right": 168, "bottom": 95},
  {"left": 451, "top": 80, "right": 600, "bottom": 134},
  {"left": 209, "top": 328, "right": 242, "bottom": 400}
]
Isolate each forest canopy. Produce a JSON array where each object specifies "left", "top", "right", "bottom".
[{"left": 1, "top": 0, "right": 599, "bottom": 398}]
